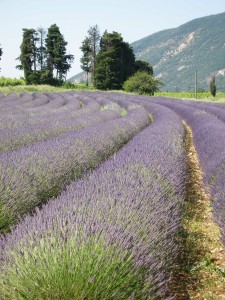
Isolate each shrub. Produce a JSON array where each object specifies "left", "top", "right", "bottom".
[
  {"left": 123, "top": 71, "right": 162, "bottom": 95},
  {"left": 63, "top": 81, "right": 78, "bottom": 89},
  {"left": 0, "top": 77, "right": 25, "bottom": 87}
]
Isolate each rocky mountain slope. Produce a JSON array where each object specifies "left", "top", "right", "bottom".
[{"left": 132, "top": 12, "right": 225, "bottom": 92}]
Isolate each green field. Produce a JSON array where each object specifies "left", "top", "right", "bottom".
[{"left": 155, "top": 91, "right": 225, "bottom": 102}]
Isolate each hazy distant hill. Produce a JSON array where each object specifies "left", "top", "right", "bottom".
[
  {"left": 132, "top": 12, "right": 225, "bottom": 92},
  {"left": 69, "top": 12, "right": 225, "bottom": 92}
]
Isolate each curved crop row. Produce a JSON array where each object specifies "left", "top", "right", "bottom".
[
  {"left": 0, "top": 109, "right": 120, "bottom": 154},
  {"left": 154, "top": 97, "right": 225, "bottom": 124},
  {"left": 154, "top": 98, "right": 225, "bottom": 243},
  {"left": 0, "top": 107, "right": 150, "bottom": 232},
  {"left": 0, "top": 101, "right": 187, "bottom": 299},
  {"left": 0, "top": 92, "right": 88, "bottom": 129}
]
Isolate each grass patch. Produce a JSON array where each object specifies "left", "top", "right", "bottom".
[
  {"left": 155, "top": 91, "right": 225, "bottom": 103},
  {"left": 120, "top": 107, "right": 127, "bottom": 116},
  {"left": 172, "top": 121, "right": 225, "bottom": 299},
  {"left": 0, "top": 83, "right": 95, "bottom": 95}
]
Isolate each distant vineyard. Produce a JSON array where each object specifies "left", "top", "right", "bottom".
[{"left": 0, "top": 91, "right": 225, "bottom": 299}]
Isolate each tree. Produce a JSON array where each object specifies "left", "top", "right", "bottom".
[
  {"left": 87, "top": 25, "right": 101, "bottom": 84},
  {"left": 123, "top": 71, "right": 163, "bottom": 95},
  {"left": 45, "top": 24, "right": 74, "bottom": 81},
  {"left": 209, "top": 74, "right": 216, "bottom": 97},
  {"left": 16, "top": 25, "right": 74, "bottom": 85},
  {"left": 134, "top": 60, "right": 153, "bottom": 76},
  {"left": 94, "top": 31, "right": 135, "bottom": 90},
  {"left": 80, "top": 37, "right": 92, "bottom": 86},
  {"left": 0, "top": 45, "right": 2, "bottom": 73},
  {"left": 37, "top": 27, "right": 46, "bottom": 71},
  {"left": 16, "top": 28, "right": 38, "bottom": 84}
]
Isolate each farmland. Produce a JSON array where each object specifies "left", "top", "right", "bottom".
[{"left": 0, "top": 91, "right": 225, "bottom": 299}]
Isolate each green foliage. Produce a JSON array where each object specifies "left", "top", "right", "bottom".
[
  {"left": 134, "top": 60, "right": 153, "bottom": 75},
  {"left": 16, "top": 28, "right": 38, "bottom": 84},
  {"left": 123, "top": 71, "right": 162, "bottom": 95},
  {"left": 0, "top": 236, "right": 149, "bottom": 299},
  {"left": 62, "top": 81, "right": 78, "bottom": 89},
  {"left": 120, "top": 107, "right": 127, "bottom": 116},
  {"left": 155, "top": 91, "right": 225, "bottom": 102},
  {"left": 209, "top": 74, "right": 216, "bottom": 97},
  {"left": 16, "top": 25, "right": 74, "bottom": 86},
  {"left": 45, "top": 24, "right": 74, "bottom": 81},
  {"left": 80, "top": 37, "right": 92, "bottom": 86},
  {"left": 0, "top": 77, "right": 25, "bottom": 87},
  {"left": 37, "top": 27, "right": 46, "bottom": 71},
  {"left": 0, "top": 83, "right": 93, "bottom": 95},
  {"left": 95, "top": 31, "right": 135, "bottom": 90},
  {"left": 87, "top": 25, "right": 101, "bottom": 84}
]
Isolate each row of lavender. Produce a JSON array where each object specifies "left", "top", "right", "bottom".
[
  {"left": 0, "top": 92, "right": 135, "bottom": 155},
  {"left": 0, "top": 91, "right": 125, "bottom": 129},
  {"left": 0, "top": 99, "right": 149, "bottom": 232},
  {"left": 152, "top": 97, "right": 225, "bottom": 243},
  {"left": 0, "top": 109, "right": 123, "bottom": 154},
  {"left": 0, "top": 91, "right": 121, "bottom": 229},
  {"left": 0, "top": 95, "right": 187, "bottom": 299},
  {"left": 0, "top": 92, "right": 81, "bottom": 129}
]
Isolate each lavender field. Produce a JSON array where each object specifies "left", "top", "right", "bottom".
[{"left": 0, "top": 91, "right": 225, "bottom": 299}]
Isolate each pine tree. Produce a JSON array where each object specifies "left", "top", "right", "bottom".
[
  {"left": 80, "top": 37, "right": 92, "bottom": 86},
  {"left": 16, "top": 29, "right": 38, "bottom": 84},
  {"left": 45, "top": 24, "right": 74, "bottom": 81},
  {"left": 95, "top": 31, "right": 135, "bottom": 90},
  {"left": 87, "top": 25, "right": 100, "bottom": 84},
  {"left": 37, "top": 27, "right": 46, "bottom": 71}
]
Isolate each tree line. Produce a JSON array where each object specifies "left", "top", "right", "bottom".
[
  {"left": 79, "top": 25, "right": 160, "bottom": 94},
  {"left": 0, "top": 24, "right": 220, "bottom": 96},
  {"left": 16, "top": 24, "right": 74, "bottom": 86},
  {"left": 0, "top": 24, "right": 160, "bottom": 94}
]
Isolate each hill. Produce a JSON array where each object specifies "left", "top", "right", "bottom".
[
  {"left": 68, "top": 71, "right": 89, "bottom": 84},
  {"left": 132, "top": 12, "right": 225, "bottom": 92},
  {"left": 68, "top": 12, "right": 225, "bottom": 92}
]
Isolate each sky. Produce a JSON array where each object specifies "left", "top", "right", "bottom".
[{"left": 0, "top": 0, "right": 225, "bottom": 79}]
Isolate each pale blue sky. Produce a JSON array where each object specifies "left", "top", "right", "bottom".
[{"left": 0, "top": 0, "right": 225, "bottom": 78}]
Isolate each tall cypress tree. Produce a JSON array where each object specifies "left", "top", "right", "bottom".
[
  {"left": 94, "top": 31, "right": 135, "bottom": 90},
  {"left": 45, "top": 24, "right": 74, "bottom": 81},
  {"left": 87, "top": 25, "right": 100, "bottom": 84},
  {"left": 80, "top": 37, "right": 92, "bottom": 86},
  {"left": 16, "top": 29, "right": 38, "bottom": 84},
  {"left": 209, "top": 74, "right": 216, "bottom": 97},
  {"left": 37, "top": 27, "right": 46, "bottom": 71}
]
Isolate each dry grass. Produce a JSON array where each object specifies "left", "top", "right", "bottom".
[{"left": 171, "top": 122, "right": 225, "bottom": 299}]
